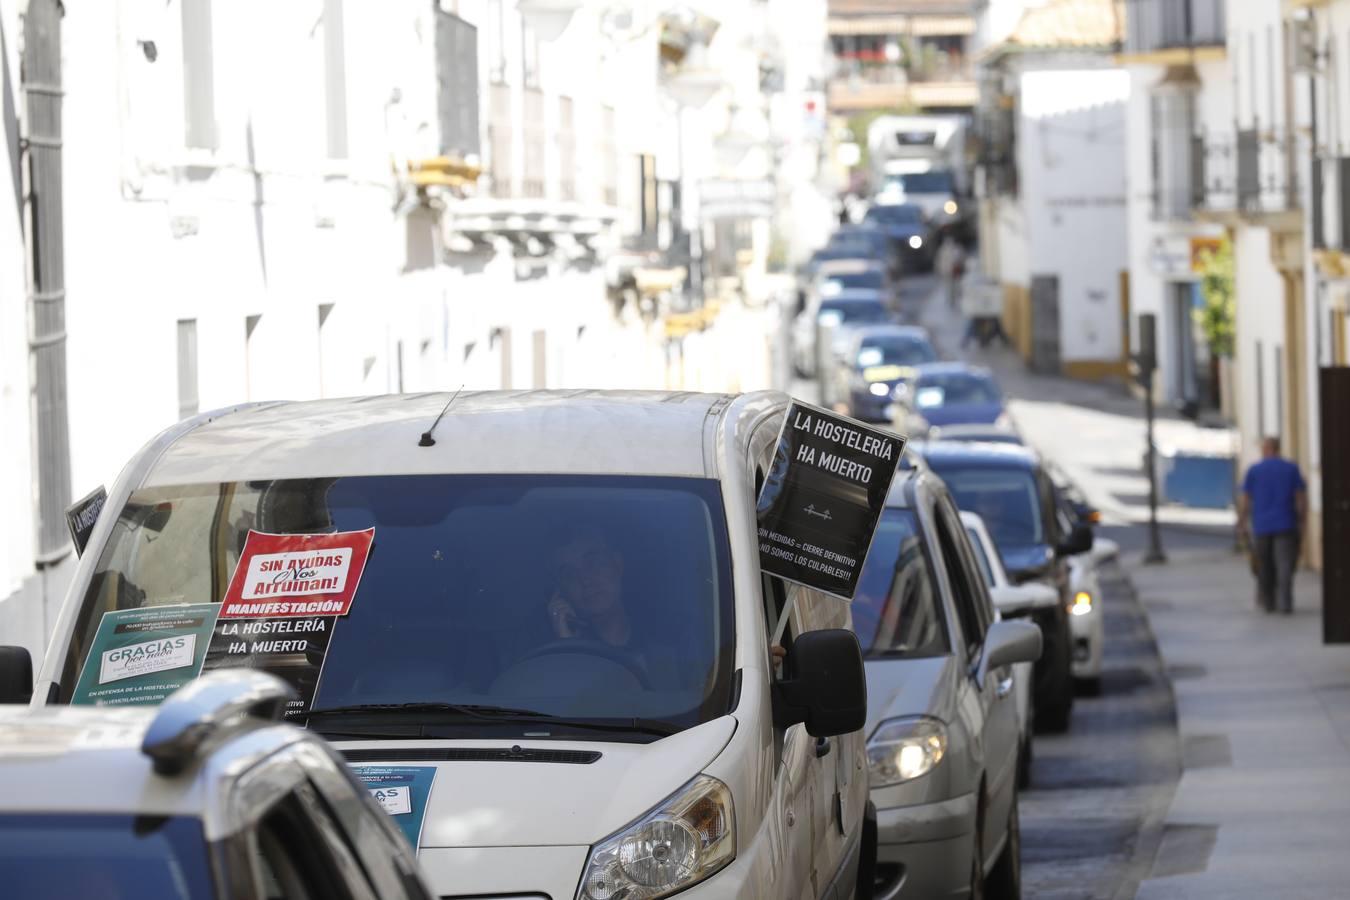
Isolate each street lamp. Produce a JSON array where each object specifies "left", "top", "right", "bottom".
[{"left": 1136, "top": 313, "right": 1167, "bottom": 564}]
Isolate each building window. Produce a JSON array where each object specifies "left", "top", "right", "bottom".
[
  {"left": 558, "top": 96, "right": 576, "bottom": 202},
  {"left": 436, "top": 9, "right": 480, "bottom": 158},
  {"left": 489, "top": 82, "right": 513, "bottom": 198},
  {"left": 176, "top": 319, "right": 199, "bottom": 419},
  {"left": 1150, "top": 81, "right": 1199, "bottom": 220},
  {"left": 322, "top": 0, "right": 348, "bottom": 159},
  {"left": 181, "top": 0, "right": 217, "bottom": 150},
  {"left": 522, "top": 87, "right": 546, "bottom": 198}
]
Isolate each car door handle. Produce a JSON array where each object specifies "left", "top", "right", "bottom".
[
  {"left": 995, "top": 672, "right": 1015, "bottom": 699},
  {"left": 815, "top": 736, "right": 832, "bottom": 758}
]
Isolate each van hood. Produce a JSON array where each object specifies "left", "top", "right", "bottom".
[
  {"left": 338, "top": 716, "right": 736, "bottom": 849},
  {"left": 863, "top": 655, "right": 958, "bottom": 734}
]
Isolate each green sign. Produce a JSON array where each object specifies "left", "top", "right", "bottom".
[{"left": 71, "top": 604, "right": 219, "bottom": 706}]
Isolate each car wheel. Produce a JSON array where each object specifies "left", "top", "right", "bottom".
[
  {"left": 1076, "top": 676, "right": 1102, "bottom": 697},
  {"left": 986, "top": 794, "right": 1022, "bottom": 900},
  {"left": 1038, "top": 694, "right": 1072, "bottom": 733}
]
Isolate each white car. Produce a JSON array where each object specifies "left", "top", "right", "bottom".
[
  {"left": 0, "top": 670, "right": 434, "bottom": 899},
  {"left": 961, "top": 510, "right": 1059, "bottom": 788},
  {"left": 1054, "top": 493, "right": 1113, "bottom": 694},
  {"left": 12, "top": 390, "right": 872, "bottom": 900}
]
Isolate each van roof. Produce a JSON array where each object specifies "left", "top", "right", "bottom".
[{"left": 143, "top": 390, "right": 786, "bottom": 487}]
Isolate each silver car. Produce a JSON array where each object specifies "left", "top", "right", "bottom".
[{"left": 852, "top": 462, "right": 1041, "bottom": 899}]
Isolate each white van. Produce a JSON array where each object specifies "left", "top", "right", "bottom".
[{"left": 6, "top": 390, "right": 873, "bottom": 900}]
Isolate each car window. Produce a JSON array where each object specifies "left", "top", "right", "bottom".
[
  {"left": 819, "top": 301, "right": 889, "bottom": 325},
  {"left": 827, "top": 270, "right": 883, "bottom": 291},
  {"left": 931, "top": 502, "right": 985, "bottom": 660},
  {"left": 865, "top": 205, "right": 923, "bottom": 225},
  {"left": 965, "top": 526, "right": 996, "bottom": 589},
  {"left": 0, "top": 814, "right": 215, "bottom": 899},
  {"left": 250, "top": 784, "right": 375, "bottom": 900},
  {"left": 914, "top": 372, "right": 1000, "bottom": 407},
  {"left": 935, "top": 466, "right": 1045, "bottom": 549},
  {"left": 850, "top": 509, "right": 948, "bottom": 658},
  {"left": 887, "top": 170, "right": 955, "bottom": 194},
  {"left": 857, "top": 337, "right": 937, "bottom": 368},
  {"left": 60, "top": 475, "right": 737, "bottom": 737}
]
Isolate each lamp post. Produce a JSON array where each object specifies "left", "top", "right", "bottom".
[{"left": 1137, "top": 313, "right": 1167, "bottom": 564}]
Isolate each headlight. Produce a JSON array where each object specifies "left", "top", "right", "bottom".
[
  {"left": 1070, "top": 591, "right": 1093, "bottom": 616},
  {"left": 944, "top": 199, "right": 958, "bottom": 216},
  {"left": 867, "top": 717, "right": 947, "bottom": 787},
  {"left": 869, "top": 382, "right": 891, "bottom": 397},
  {"left": 994, "top": 411, "right": 1015, "bottom": 431},
  {"left": 578, "top": 775, "right": 734, "bottom": 899},
  {"left": 908, "top": 235, "right": 923, "bottom": 249}
]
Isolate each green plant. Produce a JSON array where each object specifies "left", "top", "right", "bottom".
[{"left": 1196, "top": 238, "right": 1234, "bottom": 358}]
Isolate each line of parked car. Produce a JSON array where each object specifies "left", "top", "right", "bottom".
[
  {"left": 783, "top": 214, "right": 1119, "bottom": 896},
  {"left": 0, "top": 377, "right": 1114, "bottom": 900}
]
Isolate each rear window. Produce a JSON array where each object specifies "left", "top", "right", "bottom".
[
  {"left": 887, "top": 171, "right": 955, "bottom": 194},
  {"left": 857, "top": 337, "right": 936, "bottom": 368},
  {"left": 934, "top": 467, "right": 1045, "bottom": 549},
  {"left": 0, "top": 814, "right": 214, "bottom": 899},
  {"left": 865, "top": 205, "right": 923, "bottom": 225},
  {"left": 915, "top": 372, "right": 1000, "bottom": 407},
  {"left": 850, "top": 509, "right": 948, "bottom": 658},
  {"left": 820, "top": 301, "right": 889, "bottom": 325},
  {"left": 827, "top": 270, "right": 884, "bottom": 291}
]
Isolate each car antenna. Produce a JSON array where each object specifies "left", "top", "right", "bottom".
[{"left": 418, "top": 385, "right": 464, "bottom": 447}]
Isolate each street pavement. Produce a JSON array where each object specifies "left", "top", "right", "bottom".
[{"left": 1131, "top": 556, "right": 1350, "bottom": 898}]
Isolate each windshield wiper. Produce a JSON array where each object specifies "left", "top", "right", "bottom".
[{"left": 298, "top": 702, "right": 680, "bottom": 737}]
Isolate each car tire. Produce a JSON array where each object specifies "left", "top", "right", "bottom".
[
  {"left": 855, "top": 802, "right": 878, "bottom": 900},
  {"left": 986, "top": 794, "right": 1022, "bottom": 900},
  {"left": 1076, "top": 676, "right": 1102, "bottom": 697},
  {"left": 1017, "top": 733, "right": 1033, "bottom": 790},
  {"left": 1038, "top": 694, "right": 1072, "bottom": 733}
]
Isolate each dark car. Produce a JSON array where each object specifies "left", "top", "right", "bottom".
[
  {"left": 821, "top": 224, "right": 900, "bottom": 276},
  {"left": 895, "top": 363, "right": 1006, "bottom": 437},
  {"left": 913, "top": 441, "right": 1094, "bottom": 732},
  {"left": 835, "top": 325, "right": 937, "bottom": 422},
  {"left": 863, "top": 202, "right": 933, "bottom": 272}
]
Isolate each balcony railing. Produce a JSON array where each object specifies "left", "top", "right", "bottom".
[
  {"left": 1125, "top": 0, "right": 1225, "bottom": 55},
  {"left": 1193, "top": 131, "right": 1299, "bottom": 217}
]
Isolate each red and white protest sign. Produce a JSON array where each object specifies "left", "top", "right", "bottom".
[{"left": 219, "top": 529, "right": 375, "bottom": 619}]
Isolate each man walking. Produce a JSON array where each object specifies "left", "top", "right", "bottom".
[{"left": 1238, "top": 437, "right": 1307, "bottom": 614}]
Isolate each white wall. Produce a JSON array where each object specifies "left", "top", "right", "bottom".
[
  {"left": 1020, "top": 67, "right": 1129, "bottom": 364},
  {"left": 1233, "top": 225, "right": 1287, "bottom": 464},
  {"left": 0, "top": 0, "right": 37, "bottom": 653}
]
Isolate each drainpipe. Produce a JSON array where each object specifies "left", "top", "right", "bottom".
[{"left": 22, "top": 0, "right": 71, "bottom": 566}]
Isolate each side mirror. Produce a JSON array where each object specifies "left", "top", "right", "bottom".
[
  {"left": 1056, "top": 523, "right": 1094, "bottom": 557},
  {"left": 772, "top": 629, "right": 867, "bottom": 738},
  {"left": 0, "top": 646, "right": 33, "bottom": 704},
  {"left": 977, "top": 620, "right": 1042, "bottom": 689}
]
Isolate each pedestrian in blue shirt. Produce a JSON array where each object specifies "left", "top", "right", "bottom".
[{"left": 1238, "top": 437, "right": 1307, "bottom": 614}]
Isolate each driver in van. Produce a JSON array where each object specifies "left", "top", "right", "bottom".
[{"left": 546, "top": 532, "right": 787, "bottom": 668}]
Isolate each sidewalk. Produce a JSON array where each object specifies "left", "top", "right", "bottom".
[{"left": 1129, "top": 551, "right": 1350, "bottom": 897}]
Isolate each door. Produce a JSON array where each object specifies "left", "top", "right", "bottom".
[
  {"left": 1030, "top": 274, "right": 1060, "bottom": 374},
  {"left": 1322, "top": 366, "right": 1350, "bottom": 643},
  {"left": 932, "top": 496, "right": 1021, "bottom": 871}
]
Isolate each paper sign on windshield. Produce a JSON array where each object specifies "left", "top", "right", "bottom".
[
  {"left": 220, "top": 529, "right": 374, "bottom": 618},
  {"left": 350, "top": 765, "right": 438, "bottom": 851},
  {"left": 71, "top": 604, "right": 219, "bottom": 706},
  {"left": 756, "top": 401, "right": 906, "bottom": 600}
]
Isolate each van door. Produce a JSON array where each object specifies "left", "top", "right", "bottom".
[{"left": 762, "top": 575, "right": 820, "bottom": 900}]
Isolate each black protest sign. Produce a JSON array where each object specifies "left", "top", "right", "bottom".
[
  {"left": 201, "top": 615, "right": 335, "bottom": 717},
  {"left": 66, "top": 485, "right": 108, "bottom": 557},
  {"left": 756, "top": 401, "right": 906, "bottom": 599}
]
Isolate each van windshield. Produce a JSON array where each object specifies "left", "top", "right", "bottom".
[{"left": 57, "top": 475, "right": 736, "bottom": 738}]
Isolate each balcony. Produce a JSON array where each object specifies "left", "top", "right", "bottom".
[
  {"left": 1123, "top": 0, "right": 1225, "bottom": 62},
  {"left": 1193, "top": 131, "right": 1300, "bottom": 225},
  {"left": 827, "top": 56, "right": 976, "bottom": 111}
]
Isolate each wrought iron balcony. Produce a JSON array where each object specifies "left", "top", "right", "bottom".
[{"left": 1191, "top": 131, "right": 1299, "bottom": 219}]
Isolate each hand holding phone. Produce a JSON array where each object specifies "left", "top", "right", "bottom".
[{"left": 548, "top": 592, "right": 580, "bottom": 638}]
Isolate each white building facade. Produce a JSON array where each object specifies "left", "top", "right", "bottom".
[{"left": 1, "top": 0, "right": 818, "bottom": 666}]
